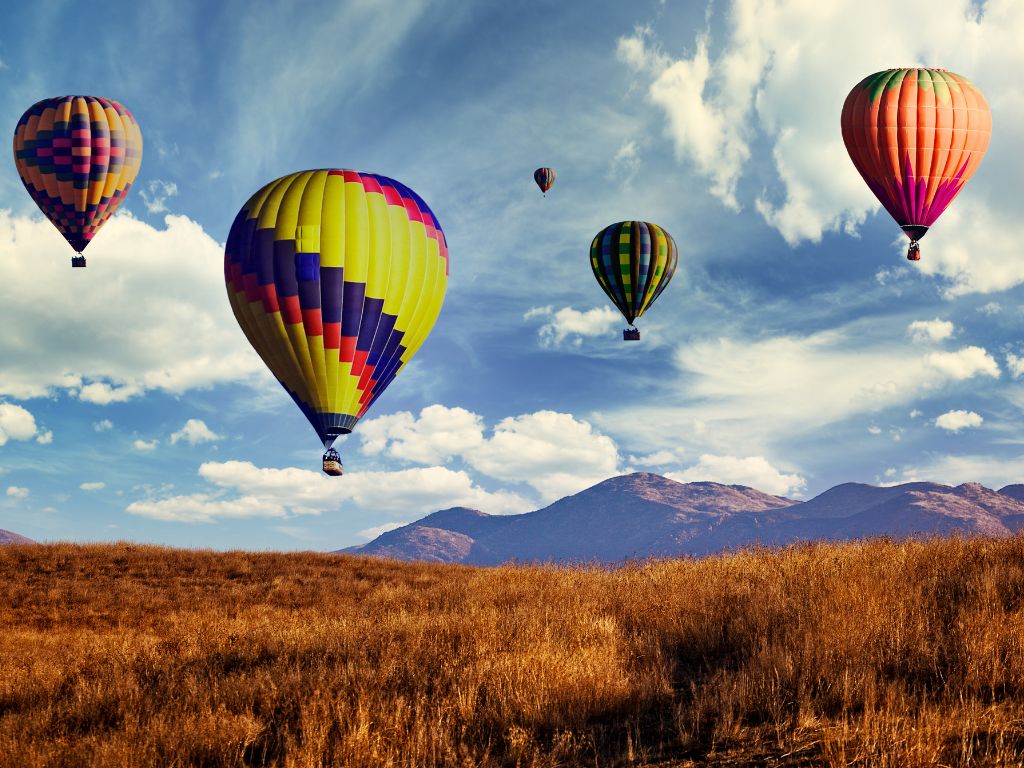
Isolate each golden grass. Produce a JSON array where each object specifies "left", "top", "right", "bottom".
[{"left": 2, "top": 537, "right": 1024, "bottom": 766}]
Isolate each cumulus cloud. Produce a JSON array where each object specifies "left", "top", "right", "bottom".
[
  {"left": 619, "top": 0, "right": 1024, "bottom": 294},
  {"left": 93, "top": 419, "right": 114, "bottom": 432},
  {"left": 360, "top": 405, "right": 621, "bottom": 501},
  {"left": 908, "top": 319, "right": 954, "bottom": 344},
  {"left": 35, "top": 430, "right": 52, "bottom": 445},
  {"left": 133, "top": 439, "right": 158, "bottom": 452},
  {"left": 666, "top": 454, "right": 806, "bottom": 497},
  {"left": 524, "top": 305, "right": 620, "bottom": 347},
  {"left": 80, "top": 482, "right": 106, "bottom": 491},
  {"left": 358, "top": 405, "right": 484, "bottom": 464},
  {"left": 0, "top": 212, "right": 264, "bottom": 402},
  {"left": 169, "top": 419, "right": 221, "bottom": 446},
  {"left": 0, "top": 402, "right": 40, "bottom": 446},
  {"left": 5, "top": 486, "right": 29, "bottom": 499},
  {"left": 126, "top": 461, "right": 529, "bottom": 523},
  {"left": 925, "top": 347, "right": 1000, "bottom": 380},
  {"left": 935, "top": 410, "right": 984, "bottom": 433},
  {"left": 469, "top": 411, "right": 621, "bottom": 500}
]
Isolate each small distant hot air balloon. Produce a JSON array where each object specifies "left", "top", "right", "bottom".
[
  {"left": 225, "top": 170, "right": 449, "bottom": 476},
  {"left": 590, "top": 221, "right": 677, "bottom": 341},
  {"left": 534, "top": 167, "right": 555, "bottom": 196},
  {"left": 13, "top": 96, "right": 143, "bottom": 267},
  {"left": 841, "top": 69, "right": 991, "bottom": 261}
]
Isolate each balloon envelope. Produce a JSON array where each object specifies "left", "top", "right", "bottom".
[
  {"left": 590, "top": 221, "right": 677, "bottom": 326},
  {"left": 13, "top": 95, "right": 142, "bottom": 254},
  {"left": 224, "top": 170, "right": 449, "bottom": 449},
  {"left": 841, "top": 69, "right": 990, "bottom": 259},
  {"left": 534, "top": 167, "right": 555, "bottom": 194}
]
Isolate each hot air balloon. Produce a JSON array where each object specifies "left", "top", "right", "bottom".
[
  {"left": 224, "top": 170, "right": 449, "bottom": 476},
  {"left": 590, "top": 221, "right": 677, "bottom": 341},
  {"left": 534, "top": 167, "right": 555, "bottom": 196},
  {"left": 841, "top": 69, "right": 990, "bottom": 261},
  {"left": 13, "top": 96, "right": 143, "bottom": 267}
]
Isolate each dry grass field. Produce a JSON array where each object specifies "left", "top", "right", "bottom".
[{"left": 2, "top": 537, "right": 1024, "bottom": 766}]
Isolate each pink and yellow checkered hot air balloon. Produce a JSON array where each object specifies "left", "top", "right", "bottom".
[
  {"left": 841, "top": 69, "right": 990, "bottom": 261},
  {"left": 225, "top": 170, "right": 448, "bottom": 476},
  {"left": 13, "top": 96, "right": 142, "bottom": 267}
]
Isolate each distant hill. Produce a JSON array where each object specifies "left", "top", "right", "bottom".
[
  {"left": 0, "top": 529, "right": 35, "bottom": 545},
  {"left": 343, "top": 472, "right": 1024, "bottom": 565}
]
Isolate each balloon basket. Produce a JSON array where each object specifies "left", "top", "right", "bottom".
[
  {"left": 323, "top": 448, "right": 343, "bottom": 477},
  {"left": 623, "top": 328, "right": 640, "bottom": 341},
  {"left": 71, "top": 256, "right": 86, "bottom": 268}
]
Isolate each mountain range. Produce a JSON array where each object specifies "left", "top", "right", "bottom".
[
  {"left": 0, "top": 529, "right": 35, "bottom": 545},
  {"left": 342, "top": 472, "right": 1024, "bottom": 564}
]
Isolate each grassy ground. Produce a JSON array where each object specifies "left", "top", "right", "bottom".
[{"left": 2, "top": 537, "right": 1024, "bottom": 766}]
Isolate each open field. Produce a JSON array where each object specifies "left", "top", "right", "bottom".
[{"left": 2, "top": 538, "right": 1024, "bottom": 766}]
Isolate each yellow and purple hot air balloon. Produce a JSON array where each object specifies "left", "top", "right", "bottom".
[
  {"left": 590, "top": 221, "right": 678, "bottom": 341},
  {"left": 13, "top": 95, "right": 143, "bottom": 267},
  {"left": 841, "top": 69, "right": 991, "bottom": 261},
  {"left": 225, "top": 170, "right": 449, "bottom": 476},
  {"left": 533, "top": 167, "right": 555, "bottom": 196}
]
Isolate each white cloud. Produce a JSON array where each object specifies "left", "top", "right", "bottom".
[
  {"left": 889, "top": 453, "right": 1024, "bottom": 489},
  {"left": 126, "top": 460, "right": 529, "bottom": 523},
  {"left": 0, "top": 402, "right": 39, "bottom": 446},
  {"left": 138, "top": 180, "right": 178, "bottom": 214},
  {"left": 909, "top": 409, "right": 922, "bottom": 419},
  {"left": 169, "top": 419, "right": 221, "bottom": 446},
  {"left": 595, "top": 326, "right": 1004, "bottom": 455},
  {"left": 1006, "top": 353, "right": 1024, "bottom": 379},
  {"left": 133, "top": 439, "right": 158, "bottom": 452},
  {"left": 359, "top": 405, "right": 483, "bottom": 464},
  {"left": 619, "top": 0, "right": 1024, "bottom": 294},
  {"left": 619, "top": 30, "right": 754, "bottom": 209},
  {"left": 628, "top": 449, "right": 681, "bottom": 466},
  {"left": 925, "top": 347, "right": 1000, "bottom": 380},
  {"left": 979, "top": 302, "right": 1002, "bottom": 316},
  {"left": 93, "top": 420, "right": 114, "bottom": 432},
  {"left": 80, "top": 482, "right": 106, "bottom": 491},
  {"left": 666, "top": 454, "right": 805, "bottom": 497},
  {"left": 935, "top": 410, "right": 984, "bottom": 433},
  {"left": 361, "top": 406, "right": 621, "bottom": 502},
  {"left": 908, "top": 319, "right": 954, "bottom": 344},
  {"left": 0, "top": 212, "right": 264, "bottom": 402},
  {"left": 35, "top": 430, "right": 52, "bottom": 445},
  {"left": 524, "top": 305, "right": 621, "bottom": 347},
  {"left": 5, "top": 486, "right": 28, "bottom": 499},
  {"left": 868, "top": 425, "right": 882, "bottom": 435},
  {"left": 356, "top": 522, "right": 407, "bottom": 541},
  {"left": 609, "top": 139, "right": 642, "bottom": 184},
  {"left": 467, "top": 411, "right": 621, "bottom": 500}
]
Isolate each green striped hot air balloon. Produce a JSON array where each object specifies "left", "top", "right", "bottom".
[{"left": 590, "top": 221, "right": 677, "bottom": 341}]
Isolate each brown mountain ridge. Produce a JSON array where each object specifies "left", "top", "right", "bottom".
[{"left": 343, "top": 472, "right": 1024, "bottom": 564}]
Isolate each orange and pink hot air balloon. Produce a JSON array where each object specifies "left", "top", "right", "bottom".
[
  {"left": 13, "top": 95, "right": 143, "bottom": 267},
  {"left": 841, "top": 69, "right": 990, "bottom": 261}
]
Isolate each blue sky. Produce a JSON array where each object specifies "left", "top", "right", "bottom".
[{"left": 1, "top": 0, "right": 1023, "bottom": 550}]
